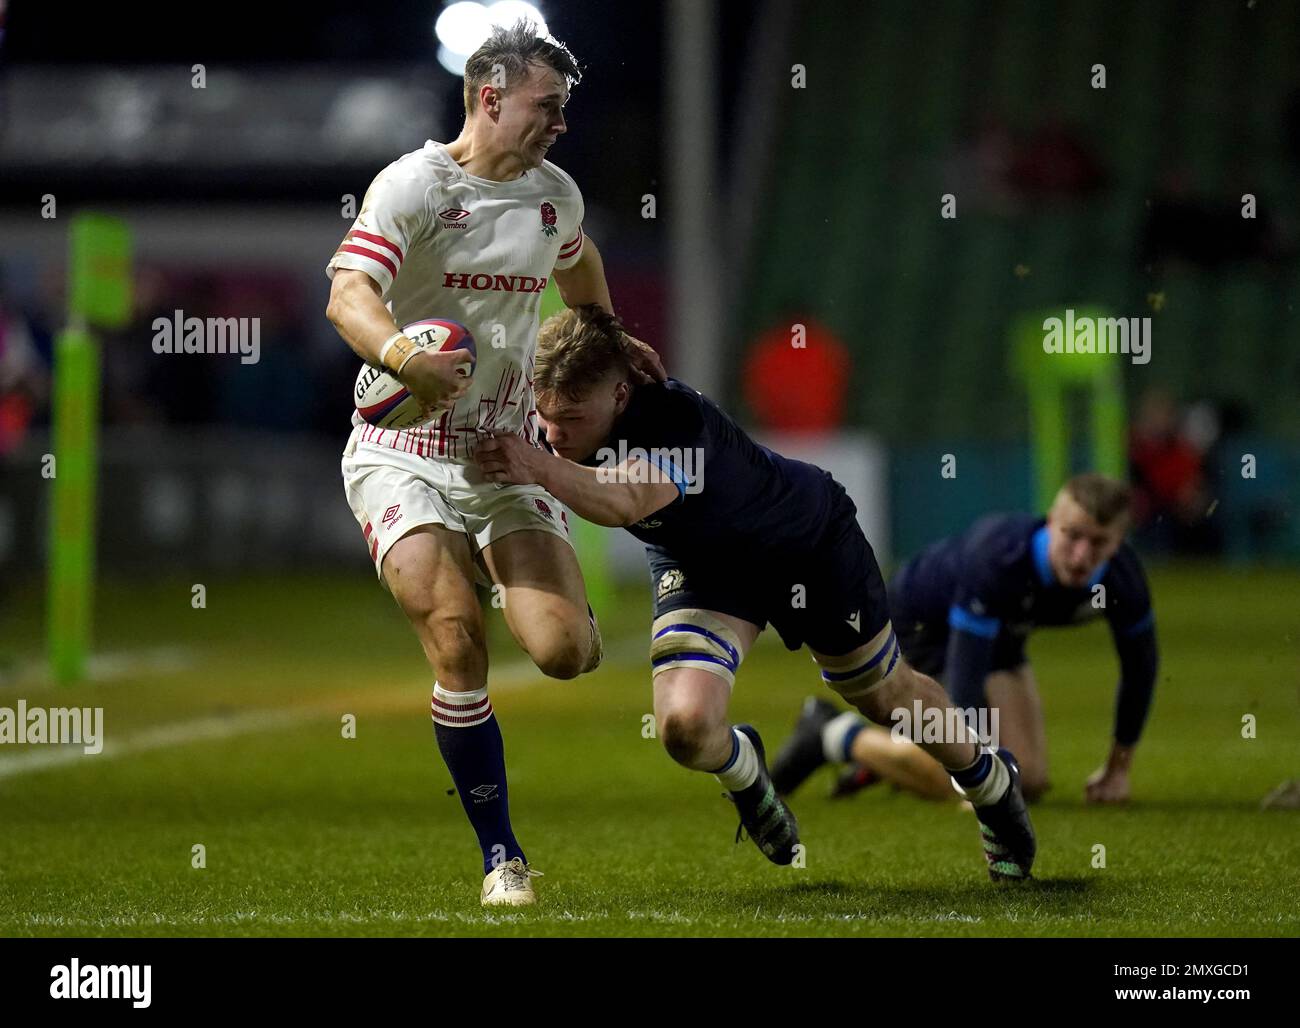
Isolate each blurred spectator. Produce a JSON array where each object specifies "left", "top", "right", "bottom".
[
  {"left": 0, "top": 283, "right": 48, "bottom": 457},
  {"left": 0, "top": 277, "right": 48, "bottom": 674},
  {"left": 1129, "top": 387, "right": 1221, "bottom": 554}
]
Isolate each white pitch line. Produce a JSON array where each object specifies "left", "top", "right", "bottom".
[
  {"left": 15, "top": 910, "right": 614, "bottom": 928},
  {"left": 0, "top": 646, "right": 198, "bottom": 688},
  {"left": 0, "top": 638, "right": 645, "bottom": 782},
  {"left": 0, "top": 708, "right": 307, "bottom": 782},
  {"left": 11, "top": 909, "right": 1000, "bottom": 930}
]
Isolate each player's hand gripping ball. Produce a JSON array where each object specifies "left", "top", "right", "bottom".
[{"left": 354, "top": 318, "right": 477, "bottom": 429}]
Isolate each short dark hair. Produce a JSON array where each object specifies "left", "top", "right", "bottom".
[
  {"left": 535, "top": 304, "right": 631, "bottom": 403},
  {"left": 1061, "top": 472, "right": 1132, "bottom": 525},
  {"left": 462, "top": 20, "right": 581, "bottom": 117}
]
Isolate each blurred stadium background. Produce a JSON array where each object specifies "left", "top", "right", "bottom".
[{"left": 0, "top": 0, "right": 1297, "bottom": 936}]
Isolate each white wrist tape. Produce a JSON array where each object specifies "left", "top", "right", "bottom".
[{"left": 378, "top": 332, "right": 419, "bottom": 375}]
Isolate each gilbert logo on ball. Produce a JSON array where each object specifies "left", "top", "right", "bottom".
[{"left": 353, "top": 318, "right": 478, "bottom": 429}]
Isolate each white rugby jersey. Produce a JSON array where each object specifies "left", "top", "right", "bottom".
[{"left": 327, "top": 139, "right": 586, "bottom": 460}]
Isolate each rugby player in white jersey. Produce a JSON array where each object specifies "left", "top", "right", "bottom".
[{"left": 325, "top": 21, "right": 664, "bottom": 907}]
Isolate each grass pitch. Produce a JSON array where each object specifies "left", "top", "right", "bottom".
[{"left": 0, "top": 565, "right": 1297, "bottom": 937}]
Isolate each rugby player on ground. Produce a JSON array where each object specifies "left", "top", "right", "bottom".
[{"left": 770, "top": 475, "right": 1158, "bottom": 808}]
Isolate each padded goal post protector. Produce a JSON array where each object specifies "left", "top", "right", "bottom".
[
  {"left": 69, "top": 213, "right": 133, "bottom": 329},
  {"left": 49, "top": 213, "right": 131, "bottom": 684},
  {"left": 47, "top": 327, "right": 100, "bottom": 685},
  {"left": 1010, "top": 306, "right": 1126, "bottom": 513}
]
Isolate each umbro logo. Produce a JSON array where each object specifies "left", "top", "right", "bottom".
[
  {"left": 469, "top": 783, "right": 499, "bottom": 802},
  {"left": 846, "top": 610, "right": 861, "bottom": 632},
  {"left": 438, "top": 207, "right": 470, "bottom": 230},
  {"left": 382, "top": 503, "right": 402, "bottom": 526}
]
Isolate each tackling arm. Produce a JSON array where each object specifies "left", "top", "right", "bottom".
[
  {"left": 538, "top": 456, "right": 681, "bottom": 528},
  {"left": 475, "top": 433, "right": 679, "bottom": 527}
]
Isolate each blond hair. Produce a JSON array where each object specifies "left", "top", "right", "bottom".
[
  {"left": 1059, "top": 472, "right": 1132, "bottom": 525},
  {"left": 534, "top": 304, "right": 631, "bottom": 402}
]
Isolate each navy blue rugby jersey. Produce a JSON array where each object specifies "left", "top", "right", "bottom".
[
  {"left": 584, "top": 378, "right": 848, "bottom": 558},
  {"left": 890, "top": 512, "right": 1158, "bottom": 744}
]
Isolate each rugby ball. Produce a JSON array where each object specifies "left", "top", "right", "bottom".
[{"left": 354, "top": 318, "right": 477, "bottom": 429}]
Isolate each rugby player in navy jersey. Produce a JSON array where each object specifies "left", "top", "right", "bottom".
[
  {"left": 770, "top": 474, "right": 1158, "bottom": 807},
  {"left": 475, "top": 305, "right": 1037, "bottom": 881}
]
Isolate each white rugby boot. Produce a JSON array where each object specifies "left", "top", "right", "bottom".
[{"left": 481, "top": 857, "right": 542, "bottom": 907}]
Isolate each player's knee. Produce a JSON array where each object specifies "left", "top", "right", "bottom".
[
  {"left": 527, "top": 617, "right": 588, "bottom": 680},
  {"left": 421, "top": 611, "right": 486, "bottom": 680},
  {"left": 534, "top": 647, "right": 585, "bottom": 680},
  {"left": 658, "top": 706, "right": 714, "bottom": 766}
]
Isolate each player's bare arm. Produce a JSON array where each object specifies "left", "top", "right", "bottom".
[
  {"left": 553, "top": 238, "right": 666, "bottom": 383},
  {"left": 552, "top": 234, "right": 613, "bottom": 312},
  {"left": 475, "top": 431, "right": 677, "bottom": 527},
  {"left": 326, "top": 268, "right": 471, "bottom": 408}
]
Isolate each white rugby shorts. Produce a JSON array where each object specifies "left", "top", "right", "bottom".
[{"left": 341, "top": 424, "right": 573, "bottom": 584}]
